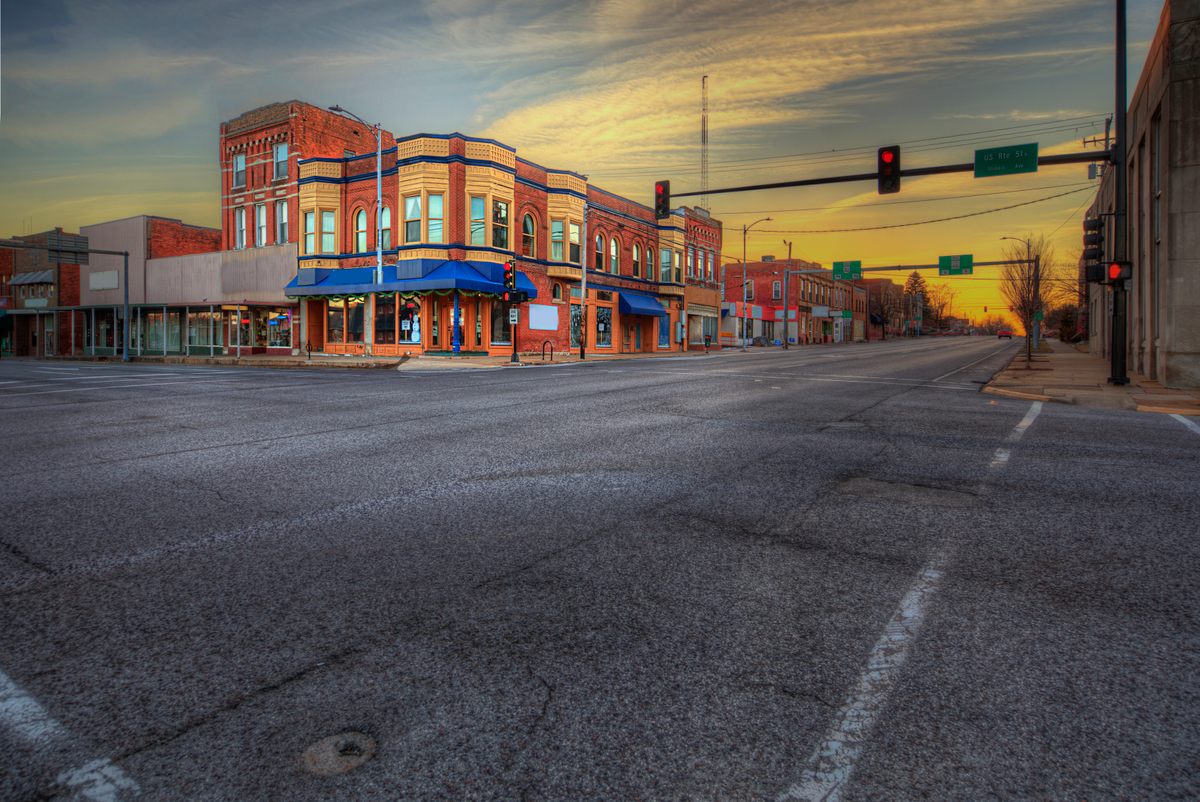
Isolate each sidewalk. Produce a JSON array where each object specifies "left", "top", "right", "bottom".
[{"left": 983, "top": 338, "right": 1200, "bottom": 416}]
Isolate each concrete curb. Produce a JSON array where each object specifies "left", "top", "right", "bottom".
[
  {"left": 981, "top": 386, "right": 1057, "bottom": 403},
  {"left": 1134, "top": 403, "right": 1200, "bottom": 416}
]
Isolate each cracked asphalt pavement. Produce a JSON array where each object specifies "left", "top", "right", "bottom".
[{"left": 0, "top": 338, "right": 1197, "bottom": 801}]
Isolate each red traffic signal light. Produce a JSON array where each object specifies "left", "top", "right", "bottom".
[
  {"left": 502, "top": 260, "right": 516, "bottom": 290},
  {"left": 1107, "top": 261, "right": 1131, "bottom": 283},
  {"left": 654, "top": 180, "right": 671, "bottom": 219},
  {"left": 877, "top": 146, "right": 901, "bottom": 194}
]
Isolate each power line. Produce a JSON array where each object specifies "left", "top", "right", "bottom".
[
  {"left": 713, "top": 181, "right": 1094, "bottom": 215},
  {"left": 722, "top": 186, "right": 1094, "bottom": 234}
]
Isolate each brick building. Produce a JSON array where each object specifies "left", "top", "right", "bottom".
[
  {"left": 237, "top": 109, "right": 726, "bottom": 357},
  {"left": 1, "top": 229, "right": 82, "bottom": 357},
  {"left": 721, "top": 257, "right": 865, "bottom": 345}
]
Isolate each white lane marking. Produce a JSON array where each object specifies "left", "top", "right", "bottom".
[
  {"left": 932, "top": 345, "right": 1013, "bottom": 381},
  {"left": 659, "top": 370, "right": 976, "bottom": 392},
  {"left": 0, "top": 377, "right": 238, "bottom": 398},
  {"left": 778, "top": 553, "right": 949, "bottom": 802},
  {"left": 780, "top": 401, "right": 1042, "bottom": 801},
  {"left": 1171, "top": 413, "right": 1200, "bottom": 437},
  {"left": 0, "top": 668, "right": 140, "bottom": 800}
]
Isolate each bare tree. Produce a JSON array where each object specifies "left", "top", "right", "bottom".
[
  {"left": 999, "top": 233, "right": 1056, "bottom": 366},
  {"left": 868, "top": 282, "right": 904, "bottom": 339},
  {"left": 976, "top": 314, "right": 1009, "bottom": 335},
  {"left": 925, "top": 282, "right": 959, "bottom": 330}
]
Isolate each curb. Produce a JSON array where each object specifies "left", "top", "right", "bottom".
[
  {"left": 1134, "top": 403, "right": 1200, "bottom": 416},
  {"left": 981, "top": 386, "right": 1057, "bottom": 403}
]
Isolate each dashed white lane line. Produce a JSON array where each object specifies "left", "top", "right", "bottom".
[
  {"left": 779, "top": 400, "right": 1042, "bottom": 802},
  {"left": 1171, "top": 413, "right": 1200, "bottom": 437},
  {"left": 0, "top": 668, "right": 140, "bottom": 800}
]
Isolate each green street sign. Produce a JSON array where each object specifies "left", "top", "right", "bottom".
[
  {"left": 841, "top": 310, "right": 853, "bottom": 319},
  {"left": 938, "top": 254, "right": 974, "bottom": 275},
  {"left": 832, "top": 260, "right": 862, "bottom": 280},
  {"left": 1034, "top": 310, "right": 1045, "bottom": 321},
  {"left": 974, "top": 143, "right": 1038, "bottom": 178}
]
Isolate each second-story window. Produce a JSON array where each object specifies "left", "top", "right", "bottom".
[
  {"left": 304, "top": 212, "right": 315, "bottom": 254},
  {"left": 255, "top": 204, "right": 267, "bottom": 247},
  {"left": 594, "top": 234, "right": 604, "bottom": 271},
  {"left": 405, "top": 196, "right": 422, "bottom": 243},
  {"left": 470, "top": 196, "right": 486, "bottom": 246},
  {"left": 632, "top": 243, "right": 641, "bottom": 278},
  {"left": 276, "top": 201, "right": 288, "bottom": 243},
  {"left": 428, "top": 194, "right": 443, "bottom": 243},
  {"left": 610, "top": 238, "right": 619, "bottom": 274},
  {"left": 233, "top": 154, "right": 246, "bottom": 188},
  {"left": 772, "top": 280, "right": 782, "bottom": 300},
  {"left": 568, "top": 222, "right": 581, "bottom": 264},
  {"left": 492, "top": 200, "right": 509, "bottom": 249},
  {"left": 235, "top": 207, "right": 246, "bottom": 249},
  {"left": 673, "top": 250, "right": 681, "bottom": 283},
  {"left": 551, "top": 220, "right": 564, "bottom": 261},
  {"left": 659, "top": 248, "right": 671, "bottom": 283},
  {"left": 320, "top": 210, "right": 335, "bottom": 253},
  {"left": 687, "top": 247, "right": 695, "bottom": 278},
  {"left": 708, "top": 251, "right": 714, "bottom": 281},
  {"left": 522, "top": 214, "right": 535, "bottom": 257},
  {"left": 273, "top": 143, "right": 288, "bottom": 180},
  {"left": 379, "top": 207, "right": 391, "bottom": 250},
  {"left": 355, "top": 209, "right": 368, "bottom": 253}
]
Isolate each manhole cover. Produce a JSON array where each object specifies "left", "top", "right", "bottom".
[{"left": 300, "top": 732, "right": 377, "bottom": 776}]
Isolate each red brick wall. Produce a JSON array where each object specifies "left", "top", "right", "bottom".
[{"left": 147, "top": 218, "right": 220, "bottom": 259}]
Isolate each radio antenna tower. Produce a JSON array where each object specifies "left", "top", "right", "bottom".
[{"left": 701, "top": 74, "right": 709, "bottom": 209}]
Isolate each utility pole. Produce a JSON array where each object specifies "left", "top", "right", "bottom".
[
  {"left": 580, "top": 200, "right": 589, "bottom": 360},
  {"left": 1109, "top": 0, "right": 1129, "bottom": 385},
  {"left": 782, "top": 240, "right": 792, "bottom": 349}
]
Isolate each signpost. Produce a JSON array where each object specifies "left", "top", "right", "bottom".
[
  {"left": 832, "top": 260, "right": 862, "bottom": 280},
  {"left": 508, "top": 305, "right": 520, "bottom": 364},
  {"left": 974, "top": 143, "right": 1038, "bottom": 178},
  {"left": 938, "top": 254, "right": 974, "bottom": 275}
]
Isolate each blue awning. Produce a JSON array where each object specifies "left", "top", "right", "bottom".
[
  {"left": 284, "top": 259, "right": 538, "bottom": 300},
  {"left": 618, "top": 290, "right": 666, "bottom": 317}
]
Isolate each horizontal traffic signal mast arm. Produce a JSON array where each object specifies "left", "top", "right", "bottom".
[{"left": 669, "top": 150, "right": 1111, "bottom": 199}]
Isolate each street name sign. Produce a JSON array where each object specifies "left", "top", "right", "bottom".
[
  {"left": 938, "top": 254, "right": 974, "bottom": 275},
  {"left": 974, "top": 143, "right": 1038, "bottom": 178},
  {"left": 841, "top": 310, "right": 852, "bottom": 319},
  {"left": 832, "top": 260, "right": 862, "bottom": 280}
]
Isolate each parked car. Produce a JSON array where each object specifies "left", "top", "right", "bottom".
[{"left": 998, "top": 329, "right": 1014, "bottom": 339}]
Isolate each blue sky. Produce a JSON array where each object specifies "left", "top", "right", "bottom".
[{"left": 0, "top": 0, "right": 1163, "bottom": 314}]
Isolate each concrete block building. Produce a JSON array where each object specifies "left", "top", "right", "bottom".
[{"left": 1087, "top": 0, "right": 1200, "bottom": 387}]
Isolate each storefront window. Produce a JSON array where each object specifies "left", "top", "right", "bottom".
[
  {"left": 187, "top": 310, "right": 223, "bottom": 347},
  {"left": 491, "top": 300, "right": 512, "bottom": 345},
  {"left": 347, "top": 299, "right": 365, "bottom": 343},
  {"left": 570, "top": 303, "right": 581, "bottom": 348},
  {"left": 659, "top": 315, "right": 670, "bottom": 348},
  {"left": 375, "top": 296, "right": 396, "bottom": 344},
  {"left": 327, "top": 302, "right": 345, "bottom": 344},
  {"left": 475, "top": 300, "right": 483, "bottom": 346},
  {"left": 398, "top": 299, "right": 421, "bottom": 344},
  {"left": 596, "top": 307, "right": 612, "bottom": 348},
  {"left": 431, "top": 303, "right": 439, "bottom": 346},
  {"left": 268, "top": 311, "right": 291, "bottom": 347}
]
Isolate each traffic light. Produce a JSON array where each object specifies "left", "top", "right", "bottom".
[
  {"left": 502, "top": 260, "right": 516, "bottom": 290},
  {"left": 1106, "top": 261, "right": 1132, "bottom": 284},
  {"left": 877, "top": 145, "right": 900, "bottom": 194},
  {"left": 1083, "top": 216, "right": 1104, "bottom": 263},
  {"left": 500, "top": 290, "right": 528, "bottom": 303},
  {"left": 983, "top": 306, "right": 988, "bottom": 313},
  {"left": 654, "top": 180, "right": 671, "bottom": 219}
]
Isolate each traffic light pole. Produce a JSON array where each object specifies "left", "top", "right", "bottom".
[{"left": 1109, "top": 0, "right": 1129, "bottom": 385}]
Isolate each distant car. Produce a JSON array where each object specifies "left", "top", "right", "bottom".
[{"left": 998, "top": 329, "right": 1014, "bottom": 339}]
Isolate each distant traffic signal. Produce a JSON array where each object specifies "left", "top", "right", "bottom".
[
  {"left": 654, "top": 180, "right": 671, "bottom": 219},
  {"left": 877, "top": 146, "right": 901, "bottom": 194},
  {"left": 502, "top": 260, "right": 516, "bottom": 290}
]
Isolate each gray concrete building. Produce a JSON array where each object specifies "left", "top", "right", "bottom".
[{"left": 1087, "top": 0, "right": 1200, "bottom": 387}]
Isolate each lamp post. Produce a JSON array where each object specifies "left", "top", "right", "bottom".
[
  {"left": 1001, "top": 235, "right": 1037, "bottom": 349},
  {"left": 742, "top": 217, "right": 772, "bottom": 351}
]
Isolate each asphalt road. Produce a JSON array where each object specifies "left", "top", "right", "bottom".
[{"left": 1, "top": 338, "right": 1197, "bottom": 801}]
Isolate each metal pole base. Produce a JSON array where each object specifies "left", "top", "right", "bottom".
[{"left": 1107, "top": 376, "right": 1130, "bottom": 386}]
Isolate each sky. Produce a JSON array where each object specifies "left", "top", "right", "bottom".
[{"left": 0, "top": 0, "right": 1162, "bottom": 323}]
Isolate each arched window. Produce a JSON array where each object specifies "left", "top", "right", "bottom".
[
  {"left": 522, "top": 213, "right": 536, "bottom": 257},
  {"left": 379, "top": 207, "right": 391, "bottom": 250},
  {"left": 610, "top": 238, "right": 619, "bottom": 274},
  {"left": 594, "top": 233, "right": 604, "bottom": 271},
  {"left": 632, "top": 243, "right": 641, "bottom": 278},
  {"left": 647, "top": 248, "right": 656, "bottom": 281},
  {"left": 552, "top": 283, "right": 563, "bottom": 301},
  {"left": 354, "top": 209, "right": 367, "bottom": 253}
]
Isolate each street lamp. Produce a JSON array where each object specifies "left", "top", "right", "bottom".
[
  {"left": 1000, "top": 235, "right": 1038, "bottom": 348},
  {"left": 742, "top": 217, "right": 772, "bottom": 351},
  {"left": 329, "top": 105, "right": 383, "bottom": 287}
]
